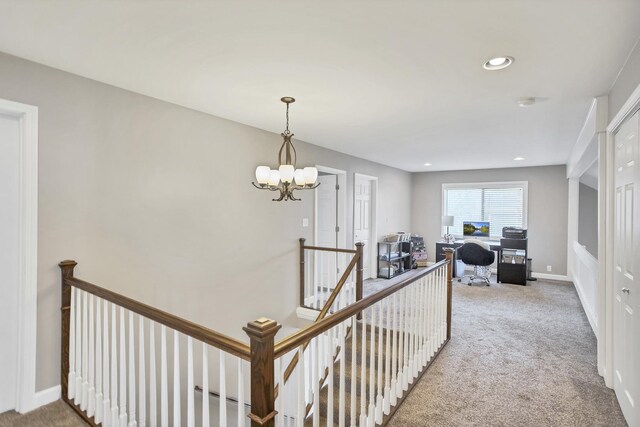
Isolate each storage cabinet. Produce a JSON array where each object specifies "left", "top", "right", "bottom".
[
  {"left": 378, "top": 241, "right": 413, "bottom": 279},
  {"left": 497, "top": 238, "right": 528, "bottom": 285}
]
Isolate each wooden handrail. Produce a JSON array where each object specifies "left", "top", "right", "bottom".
[
  {"left": 278, "top": 252, "right": 360, "bottom": 390},
  {"left": 61, "top": 264, "right": 251, "bottom": 360},
  {"left": 274, "top": 259, "right": 449, "bottom": 359},
  {"left": 301, "top": 244, "right": 358, "bottom": 254}
]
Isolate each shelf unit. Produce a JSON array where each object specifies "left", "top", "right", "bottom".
[
  {"left": 378, "top": 241, "right": 413, "bottom": 279},
  {"left": 497, "top": 238, "right": 528, "bottom": 285}
]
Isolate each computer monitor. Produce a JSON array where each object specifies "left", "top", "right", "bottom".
[{"left": 463, "top": 221, "right": 490, "bottom": 237}]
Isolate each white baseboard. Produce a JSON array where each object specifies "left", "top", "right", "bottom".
[
  {"left": 33, "top": 385, "right": 60, "bottom": 409},
  {"left": 531, "top": 272, "right": 570, "bottom": 282}
]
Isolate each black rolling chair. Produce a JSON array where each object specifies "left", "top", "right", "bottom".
[{"left": 456, "top": 240, "right": 495, "bottom": 286}]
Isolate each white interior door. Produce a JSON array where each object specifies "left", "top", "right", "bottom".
[
  {"left": 0, "top": 113, "right": 20, "bottom": 413},
  {"left": 354, "top": 176, "right": 373, "bottom": 279},
  {"left": 316, "top": 174, "right": 338, "bottom": 289},
  {"left": 613, "top": 109, "right": 639, "bottom": 426}
]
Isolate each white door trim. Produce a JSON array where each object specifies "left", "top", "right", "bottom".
[
  {"left": 353, "top": 173, "right": 378, "bottom": 279},
  {"left": 0, "top": 98, "right": 39, "bottom": 413},
  {"left": 603, "top": 81, "right": 640, "bottom": 389}
]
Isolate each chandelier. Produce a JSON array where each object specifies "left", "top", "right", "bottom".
[{"left": 252, "top": 97, "right": 319, "bottom": 201}]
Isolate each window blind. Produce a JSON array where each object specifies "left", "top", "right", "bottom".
[{"left": 443, "top": 184, "right": 526, "bottom": 238}]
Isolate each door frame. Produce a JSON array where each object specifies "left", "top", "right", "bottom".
[
  {"left": 314, "top": 165, "right": 347, "bottom": 249},
  {"left": 604, "top": 82, "right": 640, "bottom": 389},
  {"left": 0, "top": 98, "right": 39, "bottom": 413},
  {"left": 353, "top": 173, "right": 378, "bottom": 279}
]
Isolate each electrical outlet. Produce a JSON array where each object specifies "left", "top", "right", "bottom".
[
  {"left": 302, "top": 218, "right": 309, "bottom": 227},
  {"left": 546, "top": 265, "right": 552, "bottom": 272}
]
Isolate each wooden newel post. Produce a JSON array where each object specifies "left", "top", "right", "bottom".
[
  {"left": 444, "top": 248, "right": 454, "bottom": 340},
  {"left": 355, "top": 242, "right": 364, "bottom": 303},
  {"left": 299, "top": 238, "right": 306, "bottom": 306},
  {"left": 59, "top": 259, "right": 78, "bottom": 401},
  {"left": 244, "top": 317, "right": 281, "bottom": 427},
  {"left": 355, "top": 242, "right": 364, "bottom": 319}
]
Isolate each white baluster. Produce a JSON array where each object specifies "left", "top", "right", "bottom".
[
  {"left": 119, "top": 308, "right": 127, "bottom": 427},
  {"left": 390, "top": 293, "right": 398, "bottom": 406},
  {"left": 297, "top": 347, "right": 304, "bottom": 427},
  {"left": 201, "top": 344, "right": 209, "bottom": 427},
  {"left": 383, "top": 295, "right": 392, "bottom": 415},
  {"left": 139, "top": 317, "right": 146, "bottom": 427},
  {"left": 359, "top": 309, "right": 367, "bottom": 427},
  {"left": 408, "top": 284, "right": 416, "bottom": 380},
  {"left": 187, "top": 337, "right": 194, "bottom": 427},
  {"left": 219, "top": 349, "right": 226, "bottom": 427},
  {"left": 95, "top": 297, "right": 103, "bottom": 423},
  {"left": 111, "top": 304, "right": 119, "bottom": 425},
  {"left": 402, "top": 287, "right": 410, "bottom": 391},
  {"left": 160, "top": 325, "right": 168, "bottom": 427},
  {"left": 128, "top": 312, "right": 137, "bottom": 426},
  {"left": 88, "top": 294, "right": 95, "bottom": 417},
  {"left": 396, "top": 289, "right": 404, "bottom": 399},
  {"left": 312, "top": 338, "right": 319, "bottom": 427},
  {"left": 442, "top": 267, "right": 447, "bottom": 342},
  {"left": 68, "top": 287, "right": 76, "bottom": 400},
  {"left": 412, "top": 282, "right": 420, "bottom": 377},
  {"left": 339, "top": 322, "right": 346, "bottom": 427},
  {"left": 149, "top": 322, "right": 157, "bottom": 427},
  {"left": 428, "top": 274, "right": 435, "bottom": 358},
  {"left": 75, "top": 289, "right": 83, "bottom": 405},
  {"left": 367, "top": 305, "right": 376, "bottom": 427},
  {"left": 238, "top": 359, "right": 245, "bottom": 427},
  {"left": 173, "top": 331, "right": 181, "bottom": 427},
  {"left": 327, "top": 328, "right": 334, "bottom": 427},
  {"left": 350, "top": 314, "right": 357, "bottom": 427},
  {"left": 422, "top": 277, "right": 429, "bottom": 366},
  {"left": 375, "top": 302, "right": 383, "bottom": 424},
  {"left": 82, "top": 290, "right": 89, "bottom": 410},
  {"left": 103, "top": 300, "right": 111, "bottom": 427}
]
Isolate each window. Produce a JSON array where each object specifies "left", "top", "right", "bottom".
[{"left": 442, "top": 181, "right": 528, "bottom": 239}]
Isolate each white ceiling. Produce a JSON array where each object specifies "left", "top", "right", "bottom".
[{"left": 1, "top": 1, "right": 639, "bottom": 172}]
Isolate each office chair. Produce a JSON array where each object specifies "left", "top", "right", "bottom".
[{"left": 456, "top": 240, "right": 495, "bottom": 286}]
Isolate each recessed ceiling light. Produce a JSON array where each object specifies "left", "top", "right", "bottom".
[
  {"left": 513, "top": 157, "right": 525, "bottom": 161},
  {"left": 424, "top": 162, "right": 432, "bottom": 166},
  {"left": 483, "top": 56, "right": 514, "bottom": 70}
]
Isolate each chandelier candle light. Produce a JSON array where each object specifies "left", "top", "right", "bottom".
[{"left": 253, "top": 97, "right": 319, "bottom": 201}]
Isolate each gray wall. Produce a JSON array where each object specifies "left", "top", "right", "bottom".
[
  {"left": 411, "top": 165, "right": 569, "bottom": 275},
  {"left": 578, "top": 183, "right": 598, "bottom": 258},
  {"left": 0, "top": 52, "right": 412, "bottom": 392},
  {"left": 610, "top": 39, "right": 640, "bottom": 121}
]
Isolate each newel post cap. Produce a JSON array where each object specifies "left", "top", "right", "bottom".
[{"left": 243, "top": 317, "right": 281, "bottom": 341}]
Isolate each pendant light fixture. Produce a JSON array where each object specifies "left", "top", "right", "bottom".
[{"left": 253, "top": 97, "right": 319, "bottom": 201}]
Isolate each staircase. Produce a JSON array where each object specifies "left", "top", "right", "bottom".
[{"left": 57, "top": 244, "right": 453, "bottom": 427}]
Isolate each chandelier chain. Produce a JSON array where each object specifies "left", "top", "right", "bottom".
[{"left": 284, "top": 102, "right": 291, "bottom": 136}]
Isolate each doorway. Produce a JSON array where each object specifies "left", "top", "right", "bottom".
[
  {"left": 353, "top": 173, "right": 378, "bottom": 280},
  {"left": 0, "top": 112, "right": 21, "bottom": 413},
  {"left": 612, "top": 108, "right": 639, "bottom": 426},
  {"left": 0, "top": 98, "right": 38, "bottom": 414},
  {"left": 314, "top": 166, "right": 347, "bottom": 289}
]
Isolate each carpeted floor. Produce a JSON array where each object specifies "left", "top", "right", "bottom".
[
  {"left": 0, "top": 276, "right": 627, "bottom": 426},
  {"left": 386, "top": 277, "right": 627, "bottom": 427}
]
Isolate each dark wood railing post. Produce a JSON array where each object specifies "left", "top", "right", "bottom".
[
  {"left": 444, "top": 248, "right": 454, "bottom": 340},
  {"left": 355, "top": 242, "right": 364, "bottom": 302},
  {"left": 244, "top": 317, "right": 281, "bottom": 427},
  {"left": 59, "top": 260, "right": 78, "bottom": 402},
  {"left": 299, "top": 238, "right": 306, "bottom": 307}
]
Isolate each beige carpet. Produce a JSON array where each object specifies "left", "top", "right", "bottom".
[
  {"left": 386, "top": 278, "right": 627, "bottom": 427},
  {"left": 0, "top": 276, "right": 626, "bottom": 426}
]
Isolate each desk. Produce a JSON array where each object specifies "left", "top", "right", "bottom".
[
  {"left": 435, "top": 240, "right": 501, "bottom": 277},
  {"left": 436, "top": 239, "right": 529, "bottom": 285}
]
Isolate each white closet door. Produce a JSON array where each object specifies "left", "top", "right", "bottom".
[{"left": 613, "top": 109, "right": 639, "bottom": 426}]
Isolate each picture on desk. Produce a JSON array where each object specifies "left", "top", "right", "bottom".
[{"left": 463, "top": 221, "right": 490, "bottom": 237}]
